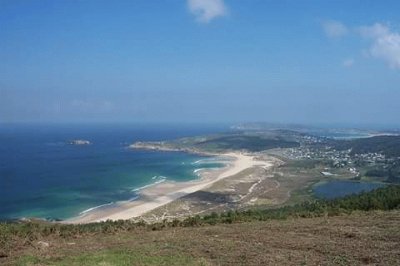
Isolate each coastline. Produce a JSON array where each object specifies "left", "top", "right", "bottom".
[{"left": 66, "top": 152, "right": 272, "bottom": 224}]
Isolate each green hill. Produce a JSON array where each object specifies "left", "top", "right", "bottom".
[{"left": 333, "top": 135, "right": 400, "bottom": 157}]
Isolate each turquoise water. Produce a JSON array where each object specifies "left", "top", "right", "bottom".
[
  {"left": 313, "top": 180, "right": 386, "bottom": 199},
  {"left": 0, "top": 124, "right": 227, "bottom": 221}
]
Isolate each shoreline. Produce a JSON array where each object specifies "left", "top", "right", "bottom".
[{"left": 65, "top": 152, "right": 272, "bottom": 224}]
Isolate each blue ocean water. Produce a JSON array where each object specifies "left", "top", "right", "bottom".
[
  {"left": 313, "top": 180, "right": 386, "bottom": 200},
  {"left": 0, "top": 123, "right": 227, "bottom": 221}
]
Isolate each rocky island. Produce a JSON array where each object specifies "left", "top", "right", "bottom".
[{"left": 68, "top": 139, "right": 91, "bottom": 145}]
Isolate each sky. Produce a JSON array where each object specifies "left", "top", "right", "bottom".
[{"left": 0, "top": 0, "right": 399, "bottom": 126}]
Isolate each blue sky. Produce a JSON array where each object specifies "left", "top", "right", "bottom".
[{"left": 1, "top": 0, "right": 399, "bottom": 126}]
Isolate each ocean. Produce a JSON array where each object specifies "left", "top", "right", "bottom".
[{"left": 0, "top": 123, "right": 227, "bottom": 221}]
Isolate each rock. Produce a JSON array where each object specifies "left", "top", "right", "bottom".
[
  {"left": 0, "top": 252, "right": 8, "bottom": 258},
  {"left": 37, "top": 241, "right": 50, "bottom": 248},
  {"left": 69, "top": 139, "right": 91, "bottom": 145}
]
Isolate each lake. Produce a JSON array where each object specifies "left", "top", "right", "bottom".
[{"left": 313, "top": 180, "right": 386, "bottom": 199}]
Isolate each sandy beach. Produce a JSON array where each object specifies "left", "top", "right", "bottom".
[{"left": 66, "top": 152, "right": 272, "bottom": 224}]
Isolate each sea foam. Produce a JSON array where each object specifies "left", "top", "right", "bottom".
[
  {"left": 79, "top": 202, "right": 115, "bottom": 215},
  {"left": 131, "top": 176, "right": 167, "bottom": 192}
]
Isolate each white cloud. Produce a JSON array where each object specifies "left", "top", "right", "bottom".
[
  {"left": 322, "top": 20, "right": 348, "bottom": 38},
  {"left": 343, "top": 58, "right": 354, "bottom": 67},
  {"left": 358, "top": 23, "right": 390, "bottom": 38},
  {"left": 358, "top": 23, "right": 400, "bottom": 69},
  {"left": 187, "top": 0, "right": 227, "bottom": 23}
]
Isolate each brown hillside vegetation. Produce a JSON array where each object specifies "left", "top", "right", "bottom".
[{"left": 2, "top": 210, "right": 400, "bottom": 265}]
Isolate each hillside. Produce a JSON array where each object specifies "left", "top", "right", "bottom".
[
  {"left": 332, "top": 135, "right": 400, "bottom": 157},
  {"left": 132, "top": 131, "right": 301, "bottom": 153},
  {"left": 1, "top": 186, "right": 400, "bottom": 265},
  {"left": 194, "top": 134, "right": 300, "bottom": 152},
  {"left": 1, "top": 211, "right": 399, "bottom": 265}
]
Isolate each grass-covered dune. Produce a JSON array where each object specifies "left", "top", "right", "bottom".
[
  {"left": 134, "top": 131, "right": 301, "bottom": 153},
  {"left": 194, "top": 134, "right": 300, "bottom": 152},
  {"left": 1, "top": 185, "right": 400, "bottom": 265}
]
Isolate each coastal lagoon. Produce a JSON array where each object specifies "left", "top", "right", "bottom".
[
  {"left": 0, "top": 124, "right": 227, "bottom": 221},
  {"left": 313, "top": 180, "right": 386, "bottom": 200}
]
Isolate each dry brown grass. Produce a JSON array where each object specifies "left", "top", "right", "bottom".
[{"left": 3, "top": 210, "right": 400, "bottom": 265}]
